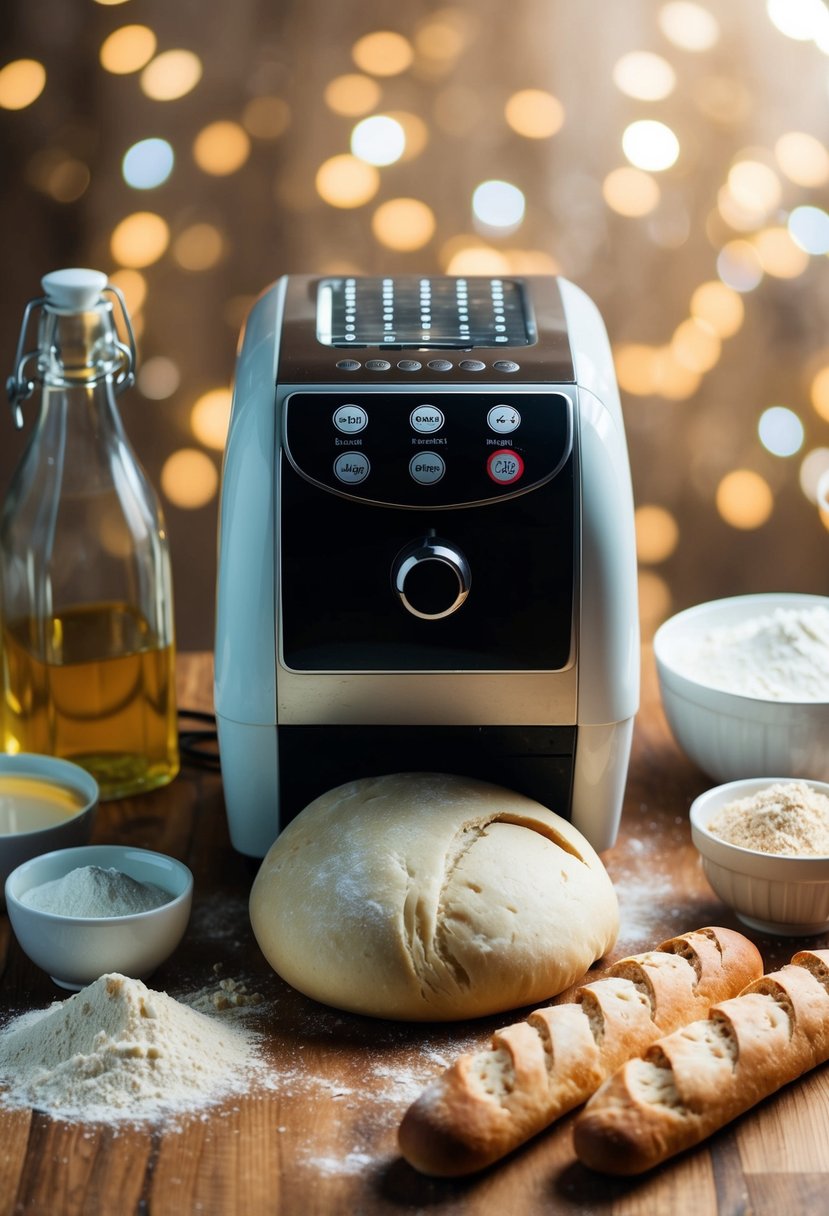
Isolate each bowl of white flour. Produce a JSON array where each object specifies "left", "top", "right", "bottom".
[
  {"left": 654, "top": 593, "right": 829, "bottom": 783},
  {"left": 5, "top": 844, "right": 193, "bottom": 989}
]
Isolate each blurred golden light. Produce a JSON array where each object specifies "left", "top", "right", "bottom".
[
  {"left": 818, "top": 470, "right": 829, "bottom": 529},
  {"left": 727, "top": 159, "right": 781, "bottom": 214},
  {"left": 622, "top": 120, "right": 679, "bottom": 171},
  {"left": 351, "top": 115, "right": 406, "bottom": 165},
  {"left": 0, "top": 59, "right": 46, "bottom": 110},
  {"left": 324, "top": 74, "right": 381, "bottom": 117},
  {"left": 691, "top": 76, "right": 753, "bottom": 125},
  {"left": 315, "top": 154, "right": 379, "bottom": 208},
  {"left": 173, "top": 223, "right": 225, "bottom": 270},
  {"left": 612, "top": 52, "right": 676, "bottom": 100},
  {"left": 505, "top": 250, "right": 561, "bottom": 275},
  {"left": 671, "top": 317, "right": 722, "bottom": 373},
  {"left": 141, "top": 50, "right": 202, "bottom": 101},
  {"left": 504, "top": 89, "right": 565, "bottom": 139},
  {"left": 775, "top": 131, "right": 829, "bottom": 186},
  {"left": 444, "top": 245, "right": 511, "bottom": 275},
  {"left": 110, "top": 212, "right": 170, "bottom": 268},
  {"left": 614, "top": 344, "right": 659, "bottom": 396},
  {"left": 45, "top": 156, "right": 90, "bottom": 203},
  {"left": 635, "top": 504, "right": 680, "bottom": 563},
  {"left": 717, "top": 184, "right": 768, "bottom": 232},
  {"left": 372, "top": 198, "right": 436, "bottom": 251},
  {"left": 108, "top": 268, "right": 147, "bottom": 316},
  {"left": 717, "top": 239, "right": 763, "bottom": 292},
  {"left": 651, "top": 348, "right": 702, "bottom": 400},
  {"left": 753, "top": 226, "right": 810, "bottom": 278},
  {"left": 191, "top": 388, "right": 232, "bottom": 450},
  {"left": 93, "top": 0, "right": 130, "bottom": 5},
  {"left": 414, "top": 11, "right": 470, "bottom": 63},
  {"left": 193, "top": 121, "right": 250, "bottom": 175},
  {"left": 100, "top": 25, "right": 157, "bottom": 74},
  {"left": 602, "top": 167, "right": 660, "bottom": 217},
  {"left": 386, "top": 111, "right": 428, "bottom": 161},
  {"left": 716, "top": 470, "right": 773, "bottom": 529},
  {"left": 800, "top": 447, "right": 829, "bottom": 501},
  {"left": 352, "top": 31, "right": 414, "bottom": 77},
  {"left": 160, "top": 449, "right": 218, "bottom": 509},
  {"left": 137, "top": 355, "right": 179, "bottom": 400},
  {"left": 659, "top": 2, "right": 721, "bottom": 50},
  {"left": 690, "top": 280, "right": 744, "bottom": 338},
  {"left": 638, "top": 570, "right": 673, "bottom": 638},
  {"left": 242, "top": 96, "right": 290, "bottom": 139},
  {"left": 811, "top": 366, "right": 829, "bottom": 421}
]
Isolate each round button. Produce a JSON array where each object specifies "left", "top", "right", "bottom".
[
  {"left": 487, "top": 404, "right": 521, "bottom": 434},
  {"left": 427, "top": 358, "right": 453, "bottom": 372},
  {"left": 397, "top": 359, "right": 422, "bottom": 372},
  {"left": 410, "top": 405, "right": 445, "bottom": 434},
  {"left": 365, "top": 359, "right": 391, "bottom": 371},
  {"left": 409, "top": 452, "right": 445, "bottom": 485},
  {"left": 391, "top": 535, "right": 471, "bottom": 620},
  {"left": 336, "top": 358, "right": 361, "bottom": 371},
  {"left": 333, "top": 404, "right": 368, "bottom": 434},
  {"left": 486, "top": 449, "right": 524, "bottom": 485},
  {"left": 493, "top": 359, "right": 520, "bottom": 373},
  {"left": 459, "top": 358, "right": 486, "bottom": 372},
  {"left": 334, "top": 451, "right": 370, "bottom": 484}
]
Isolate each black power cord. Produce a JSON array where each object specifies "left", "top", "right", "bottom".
[{"left": 177, "top": 708, "right": 220, "bottom": 770}]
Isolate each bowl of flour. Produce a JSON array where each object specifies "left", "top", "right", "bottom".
[
  {"left": 5, "top": 844, "right": 193, "bottom": 989},
  {"left": 654, "top": 593, "right": 829, "bottom": 783}
]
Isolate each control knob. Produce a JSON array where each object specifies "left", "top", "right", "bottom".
[{"left": 391, "top": 534, "right": 471, "bottom": 620}]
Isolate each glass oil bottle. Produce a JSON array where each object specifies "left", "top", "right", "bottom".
[{"left": 1, "top": 269, "right": 179, "bottom": 798}]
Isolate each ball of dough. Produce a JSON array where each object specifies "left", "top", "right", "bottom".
[{"left": 249, "top": 773, "right": 619, "bottom": 1021}]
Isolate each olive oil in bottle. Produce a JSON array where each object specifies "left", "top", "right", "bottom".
[{"left": 1, "top": 270, "right": 179, "bottom": 798}]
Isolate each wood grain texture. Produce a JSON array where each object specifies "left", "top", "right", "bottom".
[{"left": 1, "top": 650, "right": 827, "bottom": 1215}]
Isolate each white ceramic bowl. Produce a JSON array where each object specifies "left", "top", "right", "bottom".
[
  {"left": 654, "top": 593, "right": 829, "bottom": 783},
  {"left": 5, "top": 844, "right": 193, "bottom": 989},
  {"left": 0, "top": 754, "right": 98, "bottom": 904},
  {"left": 690, "top": 777, "right": 829, "bottom": 935}
]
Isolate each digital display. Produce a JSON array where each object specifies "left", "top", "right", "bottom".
[{"left": 316, "top": 276, "right": 535, "bottom": 348}]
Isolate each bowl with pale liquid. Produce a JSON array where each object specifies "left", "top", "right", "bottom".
[{"left": 0, "top": 755, "right": 98, "bottom": 903}]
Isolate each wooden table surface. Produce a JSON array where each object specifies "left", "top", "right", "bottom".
[{"left": 2, "top": 650, "right": 828, "bottom": 1215}]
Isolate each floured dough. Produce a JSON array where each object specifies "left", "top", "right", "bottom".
[{"left": 249, "top": 773, "right": 619, "bottom": 1021}]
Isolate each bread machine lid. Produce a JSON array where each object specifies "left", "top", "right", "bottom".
[{"left": 275, "top": 274, "right": 575, "bottom": 385}]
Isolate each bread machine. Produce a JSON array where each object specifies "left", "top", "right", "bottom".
[{"left": 214, "top": 275, "right": 639, "bottom": 857}]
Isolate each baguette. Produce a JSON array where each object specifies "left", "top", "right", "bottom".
[
  {"left": 574, "top": 948, "right": 829, "bottom": 1176},
  {"left": 398, "top": 926, "right": 762, "bottom": 1176}
]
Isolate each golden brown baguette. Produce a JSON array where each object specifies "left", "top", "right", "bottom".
[
  {"left": 398, "top": 927, "right": 762, "bottom": 1176},
  {"left": 574, "top": 948, "right": 829, "bottom": 1176}
]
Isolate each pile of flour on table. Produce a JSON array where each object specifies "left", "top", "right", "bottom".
[
  {"left": 0, "top": 972, "right": 266, "bottom": 1124},
  {"left": 677, "top": 605, "right": 829, "bottom": 700}
]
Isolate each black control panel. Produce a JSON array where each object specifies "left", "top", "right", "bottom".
[{"left": 283, "top": 391, "right": 573, "bottom": 508}]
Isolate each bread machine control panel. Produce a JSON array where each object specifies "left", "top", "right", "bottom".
[{"left": 283, "top": 391, "right": 573, "bottom": 508}]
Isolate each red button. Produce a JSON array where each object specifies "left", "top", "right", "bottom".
[{"left": 487, "top": 449, "right": 524, "bottom": 485}]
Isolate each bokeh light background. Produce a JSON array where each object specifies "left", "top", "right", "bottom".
[{"left": 2, "top": 0, "right": 829, "bottom": 649}]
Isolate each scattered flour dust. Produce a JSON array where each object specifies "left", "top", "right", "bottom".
[{"left": 0, "top": 972, "right": 271, "bottom": 1125}]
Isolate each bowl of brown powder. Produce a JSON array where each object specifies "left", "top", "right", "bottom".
[{"left": 690, "top": 777, "right": 829, "bottom": 935}]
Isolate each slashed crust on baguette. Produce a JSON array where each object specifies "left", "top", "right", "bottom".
[
  {"left": 574, "top": 949, "right": 829, "bottom": 1176},
  {"left": 398, "top": 927, "right": 762, "bottom": 1176}
]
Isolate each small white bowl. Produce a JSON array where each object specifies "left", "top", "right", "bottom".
[
  {"left": 654, "top": 593, "right": 829, "bottom": 783},
  {"left": 5, "top": 844, "right": 193, "bottom": 989},
  {"left": 690, "top": 777, "right": 829, "bottom": 936},
  {"left": 0, "top": 754, "right": 98, "bottom": 904}
]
